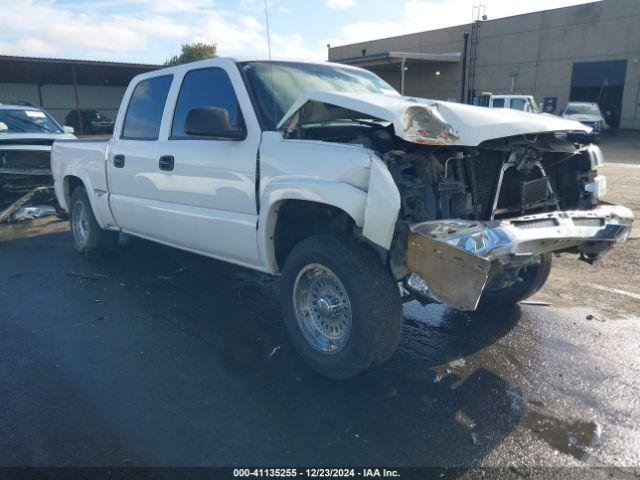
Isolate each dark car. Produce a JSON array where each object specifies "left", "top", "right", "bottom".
[{"left": 65, "top": 109, "right": 115, "bottom": 135}]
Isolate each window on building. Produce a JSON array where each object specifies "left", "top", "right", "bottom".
[
  {"left": 121, "top": 75, "right": 173, "bottom": 140},
  {"left": 171, "top": 67, "right": 244, "bottom": 138}
]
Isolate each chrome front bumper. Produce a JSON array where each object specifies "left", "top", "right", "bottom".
[{"left": 406, "top": 205, "right": 634, "bottom": 311}]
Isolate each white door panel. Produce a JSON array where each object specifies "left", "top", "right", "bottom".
[
  {"left": 110, "top": 194, "right": 261, "bottom": 267},
  {"left": 155, "top": 140, "right": 256, "bottom": 214},
  {"left": 152, "top": 138, "right": 260, "bottom": 265},
  {"left": 108, "top": 139, "right": 164, "bottom": 232},
  {"left": 107, "top": 73, "right": 174, "bottom": 236}
]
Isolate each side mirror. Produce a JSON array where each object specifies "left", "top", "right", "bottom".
[
  {"left": 63, "top": 126, "right": 75, "bottom": 134},
  {"left": 184, "top": 107, "right": 246, "bottom": 140}
]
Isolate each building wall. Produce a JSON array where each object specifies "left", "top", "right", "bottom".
[
  {"left": 0, "top": 83, "right": 41, "bottom": 107},
  {"left": 0, "top": 82, "right": 126, "bottom": 126},
  {"left": 329, "top": 0, "right": 640, "bottom": 129}
]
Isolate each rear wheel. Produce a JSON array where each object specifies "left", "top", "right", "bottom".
[
  {"left": 69, "top": 186, "right": 118, "bottom": 256},
  {"left": 480, "top": 254, "right": 552, "bottom": 307},
  {"left": 281, "top": 234, "right": 403, "bottom": 379}
]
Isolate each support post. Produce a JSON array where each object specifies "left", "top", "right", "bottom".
[
  {"left": 460, "top": 32, "right": 469, "bottom": 103},
  {"left": 400, "top": 58, "right": 406, "bottom": 96},
  {"left": 37, "top": 84, "right": 44, "bottom": 108},
  {"left": 71, "top": 63, "right": 83, "bottom": 135}
]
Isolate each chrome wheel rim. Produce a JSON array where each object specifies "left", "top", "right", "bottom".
[
  {"left": 293, "top": 263, "right": 352, "bottom": 354},
  {"left": 71, "top": 201, "right": 90, "bottom": 248}
]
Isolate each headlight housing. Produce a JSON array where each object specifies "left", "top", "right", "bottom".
[
  {"left": 585, "top": 175, "right": 607, "bottom": 199},
  {"left": 587, "top": 144, "right": 605, "bottom": 169}
]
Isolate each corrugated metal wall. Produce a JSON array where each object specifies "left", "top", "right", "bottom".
[
  {"left": 0, "top": 83, "right": 40, "bottom": 106},
  {"left": 78, "top": 85, "right": 127, "bottom": 122},
  {"left": 40, "top": 84, "right": 76, "bottom": 123},
  {"left": 0, "top": 82, "right": 126, "bottom": 127}
]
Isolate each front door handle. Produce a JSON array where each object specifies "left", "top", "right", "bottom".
[
  {"left": 113, "top": 154, "right": 125, "bottom": 168},
  {"left": 159, "top": 155, "right": 175, "bottom": 171}
]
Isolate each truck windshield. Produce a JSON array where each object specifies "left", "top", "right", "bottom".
[
  {"left": 564, "top": 104, "right": 600, "bottom": 115},
  {"left": 0, "top": 108, "right": 63, "bottom": 134},
  {"left": 239, "top": 61, "right": 398, "bottom": 130}
]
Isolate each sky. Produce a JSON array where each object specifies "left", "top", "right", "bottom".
[{"left": 0, "top": 0, "right": 600, "bottom": 65}]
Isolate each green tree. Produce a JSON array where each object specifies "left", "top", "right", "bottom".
[{"left": 165, "top": 42, "right": 217, "bottom": 66}]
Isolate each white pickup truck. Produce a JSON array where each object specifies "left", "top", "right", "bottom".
[{"left": 52, "top": 58, "right": 633, "bottom": 379}]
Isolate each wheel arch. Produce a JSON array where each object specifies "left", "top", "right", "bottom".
[
  {"left": 62, "top": 172, "right": 109, "bottom": 229},
  {"left": 63, "top": 175, "right": 85, "bottom": 207},
  {"left": 258, "top": 179, "right": 367, "bottom": 274}
]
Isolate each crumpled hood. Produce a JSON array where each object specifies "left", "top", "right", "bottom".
[{"left": 278, "top": 91, "right": 591, "bottom": 147}]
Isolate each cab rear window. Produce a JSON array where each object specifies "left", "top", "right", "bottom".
[{"left": 121, "top": 75, "right": 173, "bottom": 140}]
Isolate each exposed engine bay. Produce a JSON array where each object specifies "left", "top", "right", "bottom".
[{"left": 289, "top": 121, "right": 600, "bottom": 223}]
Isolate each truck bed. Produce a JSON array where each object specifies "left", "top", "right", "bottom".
[{"left": 51, "top": 138, "right": 110, "bottom": 212}]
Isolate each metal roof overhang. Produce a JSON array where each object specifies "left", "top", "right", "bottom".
[
  {"left": 0, "top": 55, "right": 160, "bottom": 86},
  {"left": 335, "top": 51, "right": 461, "bottom": 71},
  {"left": 334, "top": 51, "right": 461, "bottom": 94}
]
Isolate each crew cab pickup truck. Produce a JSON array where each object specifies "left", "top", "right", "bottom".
[{"left": 52, "top": 58, "right": 634, "bottom": 379}]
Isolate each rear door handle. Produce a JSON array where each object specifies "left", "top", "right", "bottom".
[
  {"left": 159, "top": 155, "right": 174, "bottom": 171},
  {"left": 113, "top": 154, "right": 125, "bottom": 168}
]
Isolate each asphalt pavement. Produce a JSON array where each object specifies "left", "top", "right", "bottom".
[
  {"left": 599, "top": 130, "right": 640, "bottom": 165},
  {"left": 0, "top": 219, "right": 638, "bottom": 476}
]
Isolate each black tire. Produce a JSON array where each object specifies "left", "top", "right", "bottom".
[
  {"left": 281, "top": 234, "right": 403, "bottom": 379},
  {"left": 69, "top": 186, "right": 118, "bottom": 256},
  {"left": 480, "top": 253, "right": 552, "bottom": 307}
]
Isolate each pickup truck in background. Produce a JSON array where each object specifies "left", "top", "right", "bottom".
[
  {"left": 488, "top": 94, "right": 540, "bottom": 113},
  {"left": 561, "top": 101, "right": 607, "bottom": 144},
  {"left": 51, "top": 58, "right": 634, "bottom": 379}
]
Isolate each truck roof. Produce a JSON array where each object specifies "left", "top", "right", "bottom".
[
  {"left": 130, "top": 56, "right": 367, "bottom": 83},
  {"left": 226, "top": 56, "right": 346, "bottom": 66},
  {"left": 491, "top": 94, "right": 534, "bottom": 99}
]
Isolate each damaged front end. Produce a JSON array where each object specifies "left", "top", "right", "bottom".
[
  {"left": 406, "top": 205, "right": 633, "bottom": 310},
  {"left": 0, "top": 141, "right": 55, "bottom": 192},
  {"left": 278, "top": 90, "right": 634, "bottom": 311}
]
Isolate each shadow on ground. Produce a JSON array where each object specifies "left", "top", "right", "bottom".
[{"left": 0, "top": 224, "right": 527, "bottom": 468}]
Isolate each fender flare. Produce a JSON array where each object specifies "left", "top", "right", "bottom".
[{"left": 257, "top": 179, "right": 368, "bottom": 274}]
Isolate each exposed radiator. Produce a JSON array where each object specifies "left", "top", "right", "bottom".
[
  {"left": 519, "top": 177, "right": 551, "bottom": 207},
  {"left": 468, "top": 152, "right": 558, "bottom": 220},
  {"left": 469, "top": 153, "right": 502, "bottom": 219}
]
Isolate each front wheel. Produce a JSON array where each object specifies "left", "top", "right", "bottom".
[
  {"left": 281, "top": 235, "right": 403, "bottom": 379},
  {"left": 480, "top": 253, "right": 552, "bottom": 307}
]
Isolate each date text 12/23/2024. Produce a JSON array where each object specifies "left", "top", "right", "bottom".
[{"left": 233, "top": 469, "right": 400, "bottom": 478}]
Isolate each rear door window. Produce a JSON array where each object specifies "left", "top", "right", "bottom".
[
  {"left": 492, "top": 98, "right": 505, "bottom": 108},
  {"left": 122, "top": 75, "right": 173, "bottom": 140}
]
